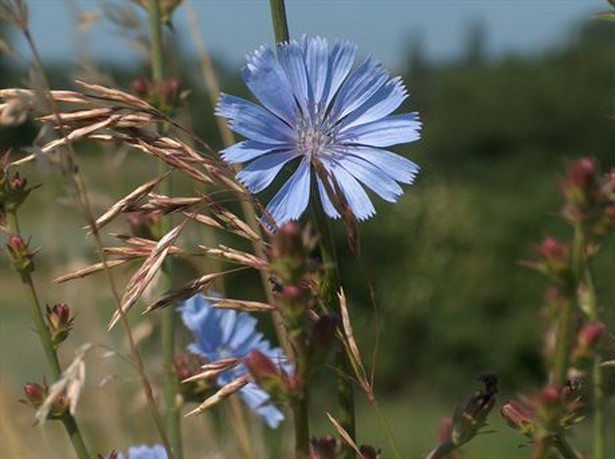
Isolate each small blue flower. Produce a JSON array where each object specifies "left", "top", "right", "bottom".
[
  {"left": 119, "top": 444, "right": 167, "bottom": 459},
  {"left": 216, "top": 36, "right": 421, "bottom": 225},
  {"left": 179, "top": 294, "right": 285, "bottom": 428}
]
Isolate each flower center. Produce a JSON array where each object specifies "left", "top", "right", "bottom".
[{"left": 295, "top": 114, "right": 335, "bottom": 158}]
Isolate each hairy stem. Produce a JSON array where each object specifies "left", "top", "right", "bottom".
[
  {"left": 6, "top": 212, "right": 89, "bottom": 459},
  {"left": 147, "top": 1, "right": 182, "bottom": 457},
  {"left": 20, "top": 23, "right": 172, "bottom": 458}
]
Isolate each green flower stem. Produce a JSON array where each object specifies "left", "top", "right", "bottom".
[
  {"left": 553, "top": 436, "right": 579, "bottom": 459},
  {"left": 576, "top": 232, "right": 604, "bottom": 459},
  {"left": 269, "top": 0, "right": 290, "bottom": 43},
  {"left": 425, "top": 440, "right": 456, "bottom": 459},
  {"left": 309, "top": 184, "right": 356, "bottom": 455},
  {"left": 147, "top": 1, "right": 182, "bottom": 458},
  {"left": 267, "top": 0, "right": 355, "bottom": 453},
  {"left": 292, "top": 332, "right": 310, "bottom": 459},
  {"left": 6, "top": 212, "right": 90, "bottom": 459}
]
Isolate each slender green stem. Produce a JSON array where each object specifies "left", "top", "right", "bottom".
[
  {"left": 290, "top": 329, "right": 310, "bottom": 458},
  {"left": 147, "top": 1, "right": 182, "bottom": 457},
  {"left": 61, "top": 416, "right": 90, "bottom": 459},
  {"left": 6, "top": 212, "right": 89, "bottom": 459},
  {"left": 371, "top": 399, "right": 401, "bottom": 459},
  {"left": 552, "top": 294, "right": 573, "bottom": 388},
  {"left": 309, "top": 183, "right": 356, "bottom": 455},
  {"left": 553, "top": 436, "right": 579, "bottom": 459},
  {"left": 425, "top": 440, "right": 456, "bottom": 459},
  {"left": 269, "top": 0, "right": 290, "bottom": 43},
  {"left": 577, "top": 242, "right": 604, "bottom": 459},
  {"left": 148, "top": 0, "right": 165, "bottom": 81},
  {"left": 292, "top": 394, "right": 310, "bottom": 459}
]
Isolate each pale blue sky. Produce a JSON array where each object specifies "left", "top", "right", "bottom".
[{"left": 16, "top": 0, "right": 606, "bottom": 70}]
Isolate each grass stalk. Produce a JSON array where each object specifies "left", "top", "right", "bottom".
[
  {"left": 19, "top": 21, "right": 173, "bottom": 458},
  {"left": 147, "top": 1, "right": 182, "bottom": 457}
]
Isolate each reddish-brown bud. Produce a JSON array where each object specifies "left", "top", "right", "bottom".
[
  {"left": 126, "top": 211, "right": 159, "bottom": 240},
  {"left": 501, "top": 400, "right": 534, "bottom": 437},
  {"left": 359, "top": 445, "right": 381, "bottom": 459},
  {"left": 46, "top": 303, "right": 74, "bottom": 347},
  {"left": 539, "top": 384, "right": 561, "bottom": 407},
  {"left": 536, "top": 237, "right": 568, "bottom": 263},
  {"left": 572, "top": 321, "right": 607, "bottom": 362},
  {"left": 569, "top": 158, "right": 598, "bottom": 192},
  {"left": 130, "top": 77, "right": 150, "bottom": 96},
  {"left": 6, "top": 234, "right": 34, "bottom": 275},
  {"left": 310, "top": 436, "right": 340, "bottom": 459},
  {"left": 245, "top": 350, "right": 289, "bottom": 397},
  {"left": 173, "top": 353, "right": 211, "bottom": 403},
  {"left": 281, "top": 284, "right": 304, "bottom": 301},
  {"left": 23, "top": 382, "right": 46, "bottom": 407}
]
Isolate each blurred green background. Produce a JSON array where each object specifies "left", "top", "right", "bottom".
[{"left": 1, "top": 5, "right": 615, "bottom": 458}]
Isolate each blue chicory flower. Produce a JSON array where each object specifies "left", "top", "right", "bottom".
[
  {"left": 179, "top": 294, "right": 285, "bottom": 428},
  {"left": 216, "top": 35, "right": 421, "bottom": 225},
  {"left": 118, "top": 444, "right": 167, "bottom": 459}
]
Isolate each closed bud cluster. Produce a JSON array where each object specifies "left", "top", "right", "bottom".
[
  {"left": 130, "top": 77, "right": 182, "bottom": 112},
  {"left": 572, "top": 320, "right": 607, "bottom": 363},
  {"left": 310, "top": 436, "right": 341, "bottom": 459},
  {"left": 559, "top": 158, "right": 615, "bottom": 237},
  {"left": 6, "top": 234, "right": 35, "bottom": 276},
  {"left": 501, "top": 382, "right": 584, "bottom": 444},
  {"left": 449, "top": 374, "right": 498, "bottom": 447},
  {"left": 45, "top": 303, "right": 74, "bottom": 347},
  {"left": 173, "top": 354, "right": 212, "bottom": 403},
  {"left": 269, "top": 223, "right": 316, "bottom": 330},
  {"left": 20, "top": 381, "right": 67, "bottom": 420}
]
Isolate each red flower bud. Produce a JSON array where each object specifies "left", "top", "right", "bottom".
[
  {"left": 568, "top": 158, "right": 598, "bottom": 192},
  {"left": 536, "top": 237, "right": 568, "bottom": 263},
  {"left": 23, "top": 382, "right": 46, "bottom": 407},
  {"left": 46, "top": 303, "right": 74, "bottom": 347},
  {"left": 6, "top": 234, "right": 35, "bottom": 275},
  {"left": 501, "top": 400, "right": 534, "bottom": 436},
  {"left": 245, "top": 350, "right": 289, "bottom": 397},
  {"left": 310, "top": 436, "right": 340, "bottom": 459},
  {"left": 130, "top": 77, "right": 150, "bottom": 96}
]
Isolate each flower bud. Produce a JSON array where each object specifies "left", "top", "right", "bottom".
[
  {"left": 359, "top": 445, "right": 381, "bottom": 459},
  {"left": 310, "top": 436, "right": 340, "bottom": 459},
  {"left": 6, "top": 234, "right": 35, "bottom": 276},
  {"left": 308, "top": 314, "right": 338, "bottom": 369},
  {"left": 561, "top": 158, "right": 600, "bottom": 222},
  {"left": 572, "top": 321, "right": 607, "bottom": 362},
  {"left": 501, "top": 400, "right": 535, "bottom": 437},
  {"left": 23, "top": 382, "right": 46, "bottom": 408},
  {"left": 173, "top": 353, "right": 211, "bottom": 403},
  {"left": 46, "top": 303, "right": 74, "bottom": 347},
  {"left": 130, "top": 77, "right": 150, "bottom": 96},
  {"left": 450, "top": 374, "right": 498, "bottom": 447},
  {"left": 21, "top": 380, "right": 67, "bottom": 419},
  {"left": 245, "top": 350, "right": 289, "bottom": 398}
]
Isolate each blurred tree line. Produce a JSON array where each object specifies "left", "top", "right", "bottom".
[{"left": 1, "top": 18, "right": 615, "bottom": 398}]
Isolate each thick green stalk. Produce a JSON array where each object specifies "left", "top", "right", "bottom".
[
  {"left": 553, "top": 436, "right": 579, "bottom": 459},
  {"left": 291, "top": 329, "right": 310, "bottom": 458},
  {"left": 6, "top": 212, "right": 90, "bottom": 459},
  {"left": 147, "top": 1, "right": 182, "bottom": 457}
]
